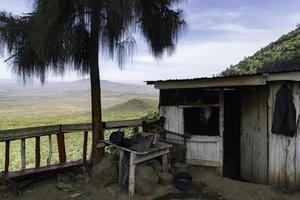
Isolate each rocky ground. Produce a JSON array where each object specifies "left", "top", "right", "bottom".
[{"left": 1, "top": 158, "right": 300, "bottom": 200}]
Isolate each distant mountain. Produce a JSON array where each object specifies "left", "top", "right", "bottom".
[
  {"left": 222, "top": 27, "right": 300, "bottom": 76},
  {"left": 0, "top": 79, "right": 157, "bottom": 96}
]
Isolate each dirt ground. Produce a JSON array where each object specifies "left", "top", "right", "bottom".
[{"left": 2, "top": 166, "right": 300, "bottom": 200}]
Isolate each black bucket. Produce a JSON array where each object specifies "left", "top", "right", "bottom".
[{"left": 173, "top": 172, "right": 192, "bottom": 190}]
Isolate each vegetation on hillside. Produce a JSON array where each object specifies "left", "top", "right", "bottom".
[
  {"left": 0, "top": 98, "right": 159, "bottom": 172},
  {"left": 105, "top": 98, "right": 158, "bottom": 113},
  {"left": 222, "top": 27, "right": 300, "bottom": 76}
]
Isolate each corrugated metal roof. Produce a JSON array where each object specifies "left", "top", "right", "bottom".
[{"left": 146, "top": 68, "right": 300, "bottom": 85}]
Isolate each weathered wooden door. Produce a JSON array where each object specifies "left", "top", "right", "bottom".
[
  {"left": 240, "top": 87, "right": 268, "bottom": 184},
  {"left": 186, "top": 135, "right": 223, "bottom": 174}
]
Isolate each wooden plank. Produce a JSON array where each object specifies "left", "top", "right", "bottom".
[
  {"left": 153, "top": 75, "right": 267, "bottom": 89},
  {"left": 128, "top": 153, "right": 136, "bottom": 197},
  {"left": 57, "top": 132, "right": 66, "bottom": 164},
  {"left": 218, "top": 89, "right": 224, "bottom": 176},
  {"left": 267, "top": 71, "right": 300, "bottom": 82},
  {"left": 104, "top": 119, "right": 153, "bottom": 129},
  {"left": 61, "top": 123, "right": 92, "bottom": 132},
  {"left": 178, "top": 103, "right": 220, "bottom": 108},
  {"left": 3, "top": 160, "right": 83, "bottom": 180},
  {"left": 21, "top": 139, "right": 26, "bottom": 170},
  {"left": 35, "top": 137, "right": 41, "bottom": 168},
  {"left": 119, "top": 150, "right": 124, "bottom": 184},
  {"left": 134, "top": 149, "right": 169, "bottom": 164},
  {"left": 0, "top": 125, "right": 61, "bottom": 142},
  {"left": 47, "top": 135, "right": 52, "bottom": 166},
  {"left": 186, "top": 159, "right": 219, "bottom": 167},
  {"left": 296, "top": 83, "right": 300, "bottom": 188},
  {"left": 0, "top": 119, "right": 156, "bottom": 142},
  {"left": 160, "top": 106, "right": 184, "bottom": 144},
  {"left": 162, "top": 154, "right": 168, "bottom": 172},
  {"left": 83, "top": 131, "right": 88, "bottom": 165},
  {"left": 240, "top": 87, "right": 268, "bottom": 184},
  {"left": 5, "top": 141, "right": 10, "bottom": 173}
]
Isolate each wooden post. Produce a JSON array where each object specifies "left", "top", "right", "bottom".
[
  {"left": 162, "top": 154, "right": 168, "bottom": 172},
  {"left": 119, "top": 150, "right": 124, "bottom": 184},
  {"left": 57, "top": 126, "right": 66, "bottom": 164},
  {"left": 35, "top": 136, "right": 41, "bottom": 168},
  {"left": 47, "top": 135, "right": 52, "bottom": 166},
  {"left": 219, "top": 89, "right": 224, "bottom": 176},
  {"left": 128, "top": 153, "right": 136, "bottom": 197},
  {"left": 83, "top": 131, "right": 88, "bottom": 165},
  {"left": 21, "top": 139, "right": 26, "bottom": 170},
  {"left": 5, "top": 141, "right": 10, "bottom": 173}
]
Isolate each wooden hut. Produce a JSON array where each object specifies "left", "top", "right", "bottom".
[{"left": 147, "top": 70, "right": 300, "bottom": 190}]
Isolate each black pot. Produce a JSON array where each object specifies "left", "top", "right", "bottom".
[{"left": 173, "top": 172, "right": 192, "bottom": 190}]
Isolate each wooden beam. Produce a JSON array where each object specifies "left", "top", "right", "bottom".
[
  {"left": 5, "top": 141, "right": 10, "bottom": 173},
  {"left": 21, "top": 139, "right": 26, "bottom": 170},
  {"left": 186, "top": 159, "right": 219, "bottom": 167},
  {"left": 35, "top": 137, "right": 41, "bottom": 168},
  {"left": 57, "top": 131, "right": 66, "bottom": 164},
  {"left": 154, "top": 75, "right": 266, "bottom": 89},
  {"left": 219, "top": 89, "right": 224, "bottom": 176},
  {"left": 267, "top": 71, "right": 300, "bottom": 82},
  {"left": 83, "top": 131, "right": 88, "bottom": 165},
  {"left": 47, "top": 135, "right": 52, "bottom": 166},
  {"left": 0, "top": 125, "right": 61, "bottom": 142},
  {"left": 178, "top": 103, "right": 220, "bottom": 108},
  {"left": 0, "top": 119, "right": 155, "bottom": 142},
  {"left": 3, "top": 160, "right": 83, "bottom": 180}
]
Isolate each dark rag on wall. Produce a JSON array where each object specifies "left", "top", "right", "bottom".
[{"left": 271, "top": 84, "right": 296, "bottom": 137}]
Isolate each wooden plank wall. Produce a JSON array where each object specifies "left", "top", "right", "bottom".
[
  {"left": 160, "top": 106, "right": 185, "bottom": 144},
  {"left": 240, "top": 87, "right": 268, "bottom": 184},
  {"left": 268, "top": 82, "right": 300, "bottom": 190}
]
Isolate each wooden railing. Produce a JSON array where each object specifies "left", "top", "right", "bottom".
[{"left": 0, "top": 119, "right": 153, "bottom": 180}]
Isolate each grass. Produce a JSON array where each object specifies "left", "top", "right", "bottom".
[{"left": 0, "top": 99, "right": 158, "bottom": 173}]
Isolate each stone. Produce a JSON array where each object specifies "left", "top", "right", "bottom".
[
  {"left": 91, "top": 157, "right": 118, "bottom": 187},
  {"left": 56, "top": 182, "right": 73, "bottom": 191},
  {"left": 135, "top": 179, "right": 154, "bottom": 195},
  {"left": 105, "top": 184, "right": 123, "bottom": 197},
  {"left": 158, "top": 172, "right": 173, "bottom": 186},
  {"left": 75, "top": 175, "right": 86, "bottom": 183},
  {"left": 57, "top": 173, "right": 71, "bottom": 183},
  {"left": 136, "top": 165, "right": 159, "bottom": 184},
  {"left": 149, "top": 160, "right": 162, "bottom": 175},
  {"left": 70, "top": 192, "right": 83, "bottom": 199}
]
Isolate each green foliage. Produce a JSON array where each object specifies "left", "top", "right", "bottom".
[
  {"left": 221, "top": 27, "right": 300, "bottom": 76},
  {"left": 0, "top": 108, "right": 157, "bottom": 172},
  {"left": 141, "top": 109, "right": 160, "bottom": 120},
  {"left": 0, "top": 0, "right": 186, "bottom": 83},
  {"left": 105, "top": 98, "right": 158, "bottom": 113}
]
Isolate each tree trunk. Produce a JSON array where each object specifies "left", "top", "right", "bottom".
[{"left": 89, "top": 3, "right": 104, "bottom": 165}]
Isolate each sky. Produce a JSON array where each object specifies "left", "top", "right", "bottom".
[{"left": 0, "top": 0, "right": 300, "bottom": 84}]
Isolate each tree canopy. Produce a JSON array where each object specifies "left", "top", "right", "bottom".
[
  {"left": 0, "top": 0, "right": 186, "bottom": 83},
  {"left": 221, "top": 26, "right": 300, "bottom": 76},
  {"left": 0, "top": 0, "right": 186, "bottom": 164}
]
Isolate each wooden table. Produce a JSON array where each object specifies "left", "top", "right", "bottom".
[{"left": 105, "top": 141, "right": 172, "bottom": 197}]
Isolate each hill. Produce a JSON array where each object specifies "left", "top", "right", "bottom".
[
  {"left": 105, "top": 98, "right": 158, "bottom": 113},
  {"left": 222, "top": 27, "right": 300, "bottom": 76},
  {"left": 0, "top": 79, "right": 158, "bottom": 116}
]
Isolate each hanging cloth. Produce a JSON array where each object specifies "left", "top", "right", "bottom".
[{"left": 271, "top": 84, "right": 296, "bottom": 137}]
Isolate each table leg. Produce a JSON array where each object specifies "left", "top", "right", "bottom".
[
  {"left": 162, "top": 154, "right": 168, "bottom": 172},
  {"left": 119, "top": 150, "right": 124, "bottom": 184},
  {"left": 128, "top": 153, "right": 136, "bottom": 197}
]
